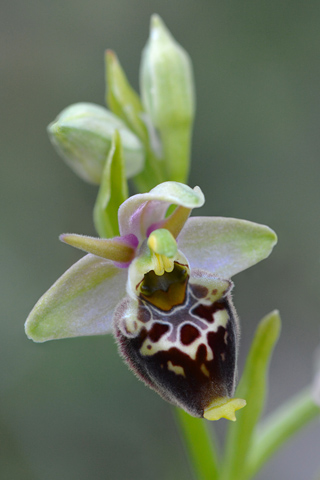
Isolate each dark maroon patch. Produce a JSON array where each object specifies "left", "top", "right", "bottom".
[
  {"left": 148, "top": 322, "right": 170, "bottom": 342},
  {"left": 196, "top": 343, "right": 208, "bottom": 363},
  {"left": 137, "top": 303, "right": 151, "bottom": 323},
  {"left": 180, "top": 324, "right": 200, "bottom": 345},
  {"left": 190, "top": 284, "right": 209, "bottom": 298},
  {"left": 191, "top": 300, "right": 226, "bottom": 323}
]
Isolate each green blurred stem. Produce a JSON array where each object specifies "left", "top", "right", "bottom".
[
  {"left": 220, "top": 310, "right": 281, "bottom": 480},
  {"left": 133, "top": 147, "right": 166, "bottom": 192},
  {"left": 245, "top": 388, "right": 320, "bottom": 479},
  {"left": 175, "top": 408, "right": 220, "bottom": 480}
]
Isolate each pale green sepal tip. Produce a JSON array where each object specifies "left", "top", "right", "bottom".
[
  {"left": 150, "top": 14, "right": 170, "bottom": 37},
  {"left": 93, "top": 130, "right": 128, "bottom": 238},
  {"left": 149, "top": 182, "right": 204, "bottom": 208}
]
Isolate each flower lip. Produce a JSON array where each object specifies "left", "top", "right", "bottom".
[{"left": 114, "top": 267, "right": 239, "bottom": 418}]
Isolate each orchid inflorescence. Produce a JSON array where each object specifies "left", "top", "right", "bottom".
[{"left": 25, "top": 13, "right": 320, "bottom": 480}]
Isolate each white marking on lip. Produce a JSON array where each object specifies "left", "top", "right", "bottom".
[{"left": 167, "top": 361, "right": 186, "bottom": 377}]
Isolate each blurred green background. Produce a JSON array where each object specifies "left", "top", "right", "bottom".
[{"left": 1, "top": 0, "right": 320, "bottom": 478}]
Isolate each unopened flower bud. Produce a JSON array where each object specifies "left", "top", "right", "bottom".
[
  {"left": 48, "top": 103, "right": 145, "bottom": 184},
  {"left": 140, "top": 15, "right": 195, "bottom": 183}
]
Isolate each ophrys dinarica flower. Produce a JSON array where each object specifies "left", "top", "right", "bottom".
[{"left": 25, "top": 182, "right": 277, "bottom": 421}]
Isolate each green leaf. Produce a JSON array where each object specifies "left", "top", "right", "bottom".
[
  {"left": 93, "top": 130, "right": 128, "bottom": 238},
  {"left": 246, "top": 388, "right": 320, "bottom": 479},
  {"left": 175, "top": 408, "right": 220, "bottom": 480},
  {"left": 220, "top": 310, "right": 281, "bottom": 480}
]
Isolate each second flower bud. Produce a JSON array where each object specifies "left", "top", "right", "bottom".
[{"left": 48, "top": 103, "right": 145, "bottom": 184}]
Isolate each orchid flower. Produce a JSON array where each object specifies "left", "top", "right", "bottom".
[{"left": 25, "top": 182, "right": 277, "bottom": 421}]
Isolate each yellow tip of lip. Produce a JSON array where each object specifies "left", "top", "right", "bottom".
[{"left": 203, "top": 397, "right": 246, "bottom": 422}]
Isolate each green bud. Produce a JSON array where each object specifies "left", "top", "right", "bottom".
[
  {"left": 140, "top": 15, "right": 195, "bottom": 183},
  {"left": 48, "top": 102, "right": 145, "bottom": 184}
]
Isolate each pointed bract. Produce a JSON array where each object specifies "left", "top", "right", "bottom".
[{"left": 94, "top": 131, "right": 128, "bottom": 238}]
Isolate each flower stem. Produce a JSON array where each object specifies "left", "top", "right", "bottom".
[
  {"left": 175, "top": 408, "right": 220, "bottom": 480},
  {"left": 220, "top": 310, "right": 281, "bottom": 480},
  {"left": 245, "top": 388, "right": 320, "bottom": 479},
  {"left": 133, "top": 147, "right": 166, "bottom": 192}
]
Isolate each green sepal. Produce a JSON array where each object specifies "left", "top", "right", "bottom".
[
  {"left": 25, "top": 254, "right": 127, "bottom": 342},
  {"left": 93, "top": 130, "right": 128, "bottom": 238},
  {"left": 221, "top": 310, "right": 281, "bottom": 480},
  {"left": 177, "top": 217, "right": 277, "bottom": 279}
]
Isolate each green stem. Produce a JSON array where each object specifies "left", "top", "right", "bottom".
[
  {"left": 220, "top": 310, "right": 281, "bottom": 480},
  {"left": 175, "top": 408, "right": 220, "bottom": 480},
  {"left": 245, "top": 388, "right": 320, "bottom": 479},
  {"left": 133, "top": 147, "right": 166, "bottom": 192}
]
